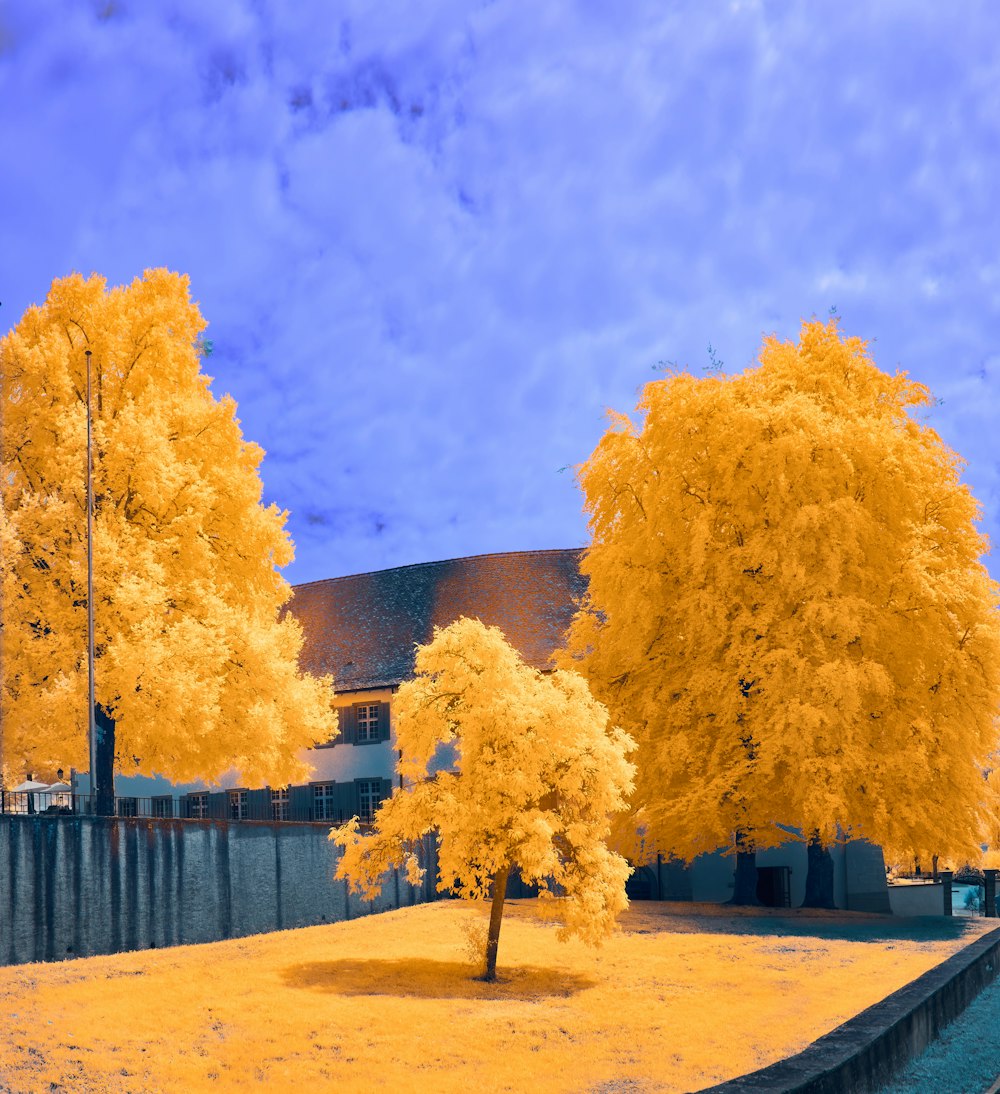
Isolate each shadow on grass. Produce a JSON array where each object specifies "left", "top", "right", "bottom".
[
  {"left": 614, "top": 904, "right": 992, "bottom": 945},
  {"left": 281, "top": 958, "right": 596, "bottom": 999}
]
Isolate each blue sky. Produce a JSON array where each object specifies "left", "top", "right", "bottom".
[{"left": 2, "top": 0, "right": 999, "bottom": 585}]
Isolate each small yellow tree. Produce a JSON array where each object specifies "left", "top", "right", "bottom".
[
  {"left": 0, "top": 270, "right": 336, "bottom": 796},
  {"left": 563, "top": 319, "right": 1000, "bottom": 902},
  {"left": 330, "top": 617, "right": 636, "bottom": 981}
]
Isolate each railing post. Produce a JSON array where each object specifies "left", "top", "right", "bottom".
[
  {"left": 985, "top": 870, "right": 998, "bottom": 918},
  {"left": 939, "top": 870, "right": 953, "bottom": 916}
]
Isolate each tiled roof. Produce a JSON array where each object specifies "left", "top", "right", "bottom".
[{"left": 287, "top": 548, "right": 587, "bottom": 692}]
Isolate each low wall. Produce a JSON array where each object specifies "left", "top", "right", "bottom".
[
  {"left": 888, "top": 882, "right": 945, "bottom": 917},
  {"left": 0, "top": 815, "right": 436, "bottom": 967},
  {"left": 698, "top": 923, "right": 1000, "bottom": 1093}
]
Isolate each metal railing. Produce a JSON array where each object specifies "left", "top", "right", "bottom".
[{"left": 1, "top": 791, "right": 76, "bottom": 816}]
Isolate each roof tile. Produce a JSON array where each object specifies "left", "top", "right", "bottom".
[{"left": 288, "top": 548, "right": 587, "bottom": 692}]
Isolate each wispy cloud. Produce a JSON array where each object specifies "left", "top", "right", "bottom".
[{"left": 2, "top": 0, "right": 999, "bottom": 580}]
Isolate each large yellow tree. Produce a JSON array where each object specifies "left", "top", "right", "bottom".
[
  {"left": 0, "top": 270, "right": 335, "bottom": 801},
  {"left": 562, "top": 319, "right": 1000, "bottom": 904},
  {"left": 331, "top": 617, "right": 635, "bottom": 981}
]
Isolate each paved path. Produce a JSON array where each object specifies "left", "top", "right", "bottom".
[{"left": 877, "top": 974, "right": 1000, "bottom": 1093}]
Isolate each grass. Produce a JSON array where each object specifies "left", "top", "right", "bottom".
[
  {"left": 0, "top": 899, "right": 994, "bottom": 1093},
  {"left": 876, "top": 973, "right": 1000, "bottom": 1093}
]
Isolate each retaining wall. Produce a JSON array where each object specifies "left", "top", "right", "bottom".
[
  {"left": 0, "top": 815, "right": 436, "bottom": 966},
  {"left": 699, "top": 922, "right": 1000, "bottom": 1093}
]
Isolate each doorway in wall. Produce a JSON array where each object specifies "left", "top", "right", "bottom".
[{"left": 756, "top": 865, "right": 791, "bottom": 908}]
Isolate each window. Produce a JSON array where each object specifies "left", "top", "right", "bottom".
[
  {"left": 357, "top": 779, "right": 381, "bottom": 823},
  {"left": 313, "top": 783, "right": 338, "bottom": 821},
  {"left": 152, "top": 797, "right": 174, "bottom": 819},
  {"left": 187, "top": 793, "right": 208, "bottom": 819},
  {"left": 271, "top": 787, "right": 289, "bottom": 821},
  {"left": 356, "top": 703, "right": 379, "bottom": 742},
  {"left": 228, "top": 790, "right": 248, "bottom": 821},
  {"left": 116, "top": 797, "right": 138, "bottom": 818}
]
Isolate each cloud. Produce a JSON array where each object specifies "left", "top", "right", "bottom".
[{"left": 2, "top": 0, "right": 999, "bottom": 583}]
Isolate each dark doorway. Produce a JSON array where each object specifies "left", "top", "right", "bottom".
[
  {"left": 756, "top": 865, "right": 791, "bottom": 908},
  {"left": 626, "top": 865, "right": 658, "bottom": 901},
  {"left": 503, "top": 866, "right": 540, "bottom": 899}
]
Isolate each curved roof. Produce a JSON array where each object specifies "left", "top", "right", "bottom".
[{"left": 287, "top": 548, "right": 587, "bottom": 692}]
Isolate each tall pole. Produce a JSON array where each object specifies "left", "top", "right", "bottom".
[{"left": 85, "top": 349, "right": 97, "bottom": 805}]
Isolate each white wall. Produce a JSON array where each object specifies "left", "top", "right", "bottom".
[
  {"left": 306, "top": 688, "right": 398, "bottom": 785},
  {"left": 75, "top": 686, "right": 401, "bottom": 800},
  {"left": 887, "top": 881, "right": 946, "bottom": 916}
]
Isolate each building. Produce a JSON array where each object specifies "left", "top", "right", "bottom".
[
  {"left": 71, "top": 546, "right": 893, "bottom": 913},
  {"left": 85, "top": 548, "right": 587, "bottom": 828}
]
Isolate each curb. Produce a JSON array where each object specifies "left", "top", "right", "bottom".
[{"left": 695, "top": 922, "right": 1000, "bottom": 1094}]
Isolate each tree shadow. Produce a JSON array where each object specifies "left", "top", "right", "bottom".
[
  {"left": 281, "top": 958, "right": 596, "bottom": 999},
  {"left": 618, "top": 902, "right": 992, "bottom": 945}
]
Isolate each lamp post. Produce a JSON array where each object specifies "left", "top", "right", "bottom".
[{"left": 85, "top": 349, "right": 97, "bottom": 809}]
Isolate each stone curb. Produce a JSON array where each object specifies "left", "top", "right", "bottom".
[{"left": 694, "top": 922, "right": 1000, "bottom": 1094}]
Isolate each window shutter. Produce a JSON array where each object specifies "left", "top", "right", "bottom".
[
  {"left": 378, "top": 702, "right": 391, "bottom": 742},
  {"left": 289, "top": 784, "right": 313, "bottom": 822},
  {"left": 207, "top": 791, "right": 228, "bottom": 820},
  {"left": 331, "top": 705, "right": 344, "bottom": 745},
  {"left": 337, "top": 781, "right": 356, "bottom": 820},
  {"left": 247, "top": 788, "right": 270, "bottom": 821},
  {"left": 341, "top": 704, "right": 357, "bottom": 745},
  {"left": 380, "top": 778, "right": 393, "bottom": 806}
]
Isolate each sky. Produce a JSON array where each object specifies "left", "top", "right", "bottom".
[{"left": 2, "top": 0, "right": 999, "bottom": 587}]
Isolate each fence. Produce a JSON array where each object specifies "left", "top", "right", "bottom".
[
  {"left": 0, "top": 787, "right": 384, "bottom": 825},
  {"left": 0, "top": 813, "right": 438, "bottom": 967}
]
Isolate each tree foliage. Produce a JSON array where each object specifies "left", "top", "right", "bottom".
[
  {"left": 562, "top": 319, "right": 1000, "bottom": 867},
  {"left": 331, "top": 616, "right": 635, "bottom": 980},
  {"left": 0, "top": 270, "right": 335, "bottom": 786}
]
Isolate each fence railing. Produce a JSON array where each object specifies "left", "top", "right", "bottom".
[{"left": 0, "top": 790, "right": 376, "bottom": 827}]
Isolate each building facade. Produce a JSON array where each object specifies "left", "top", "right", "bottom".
[
  {"left": 80, "top": 548, "right": 587, "bottom": 829},
  {"left": 70, "top": 546, "right": 892, "bottom": 912}
]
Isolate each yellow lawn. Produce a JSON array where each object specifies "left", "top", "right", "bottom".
[{"left": 0, "top": 900, "right": 993, "bottom": 1094}]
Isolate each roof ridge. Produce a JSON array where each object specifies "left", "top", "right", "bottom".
[{"left": 291, "top": 546, "right": 586, "bottom": 591}]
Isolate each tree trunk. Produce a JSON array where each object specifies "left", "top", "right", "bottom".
[
  {"left": 93, "top": 704, "right": 116, "bottom": 817},
  {"left": 482, "top": 862, "right": 511, "bottom": 982},
  {"left": 801, "top": 832, "right": 837, "bottom": 909},
  {"left": 728, "top": 848, "right": 760, "bottom": 905}
]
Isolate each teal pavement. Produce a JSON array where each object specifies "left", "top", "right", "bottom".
[{"left": 877, "top": 976, "right": 1000, "bottom": 1094}]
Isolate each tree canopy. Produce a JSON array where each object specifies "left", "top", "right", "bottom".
[
  {"left": 331, "top": 616, "right": 635, "bottom": 980},
  {"left": 562, "top": 319, "right": 1000, "bottom": 869},
  {"left": 0, "top": 270, "right": 335, "bottom": 788}
]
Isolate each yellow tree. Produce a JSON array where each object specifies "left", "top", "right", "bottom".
[
  {"left": 563, "top": 319, "right": 1000, "bottom": 905},
  {"left": 330, "top": 617, "right": 635, "bottom": 981},
  {"left": 0, "top": 270, "right": 335, "bottom": 803}
]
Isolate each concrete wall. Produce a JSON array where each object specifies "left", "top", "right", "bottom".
[
  {"left": 707, "top": 842, "right": 849, "bottom": 909},
  {"left": 843, "top": 840, "right": 891, "bottom": 913},
  {"left": 888, "top": 881, "right": 946, "bottom": 917},
  {"left": 679, "top": 840, "right": 884, "bottom": 911},
  {"left": 0, "top": 815, "right": 435, "bottom": 967},
  {"left": 702, "top": 923, "right": 1000, "bottom": 1093}
]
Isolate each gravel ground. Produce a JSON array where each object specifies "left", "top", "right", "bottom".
[{"left": 876, "top": 975, "right": 1000, "bottom": 1094}]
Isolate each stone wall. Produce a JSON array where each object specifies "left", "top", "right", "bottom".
[{"left": 0, "top": 815, "right": 436, "bottom": 967}]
